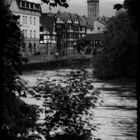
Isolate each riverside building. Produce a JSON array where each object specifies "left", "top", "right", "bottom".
[
  {"left": 6, "top": 0, "right": 41, "bottom": 56},
  {"left": 39, "top": 11, "right": 94, "bottom": 56}
]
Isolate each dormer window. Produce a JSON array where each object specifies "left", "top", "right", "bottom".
[
  {"left": 20, "top": 1, "right": 22, "bottom": 7},
  {"left": 68, "top": 16, "right": 71, "bottom": 23},
  {"left": 26, "top": 2, "right": 29, "bottom": 9},
  {"left": 35, "top": 4, "right": 40, "bottom": 11},
  {"left": 30, "top": 16, "right": 32, "bottom": 24},
  {"left": 31, "top": 3, "right": 34, "bottom": 9},
  {"left": 22, "top": 1, "right": 25, "bottom": 8},
  {"left": 75, "top": 16, "right": 79, "bottom": 24}
]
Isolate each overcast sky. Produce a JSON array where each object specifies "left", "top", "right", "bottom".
[{"left": 30, "top": 0, "right": 124, "bottom": 17}]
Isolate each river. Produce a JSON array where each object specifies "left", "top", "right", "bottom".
[{"left": 20, "top": 68, "right": 137, "bottom": 140}]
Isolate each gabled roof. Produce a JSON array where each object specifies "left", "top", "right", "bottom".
[
  {"left": 78, "top": 15, "right": 87, "bottom": 26},
  {"left": 98, "top": 16, "right": 109, "bottom": 25},
  {"left": 83, "top": 33, "right": 105, "bottom": 41},
  {"left": 40, "top": 13, "right": 56, "bottom": 33},
  {"left": 83, "top": 16, "right": 94, "bottom": 29},
  {"left": 70, "top": 13, "right": 78, "bottom": 23},
  {"left": 56, "top": 11, "right": 70, "bottom": 23}
]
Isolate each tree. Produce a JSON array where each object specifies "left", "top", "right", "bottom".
[
  {"left": 1, "top": 1, "right": 41, "bottom": 139},
  {"left": 93, "top": 2, "right": 138, "bottom": 80},
  {"left": 41, "top": 0, "right": 69, "bottom": 8},
  {"left": 123, "top": 0, "right": 138, "bottom": 28},
  {"left": 1, "top": 0, "right": 69, "bottom": 139},
  {"left": 114, "top": 4, "right": 123, "bottom": 11}
]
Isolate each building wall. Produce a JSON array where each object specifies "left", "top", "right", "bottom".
[
  {"left": 87, "top": 0, "right": 99, "bottom": 19},
  {"left": 87, "top": 20, "right": 105, "bottom": 34},
  {"left": 9, "top": 0, "right": 41, "bottom": 57}
]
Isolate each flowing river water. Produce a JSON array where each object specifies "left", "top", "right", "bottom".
[{"left": 20, "top": 68, "right": 137, "bottom": 140}]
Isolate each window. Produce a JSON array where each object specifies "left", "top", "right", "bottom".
[
  {"left": 34, "top": 30, "right": 36, "bottom": 38},
  {"left": 29, "top": 43, "right": 32, "bottom": 54},
  {"left": 30, "top": 30, "right": 32, "bottom": 38},
  {"left": 26, "top": 2, "right": 29, "bottom": 9},
  {"left": 34, "top": 17, "right": 36, "bottom": 25},
  {"left": 20, "top": 1, "right": 22, "bottom": 7},
  {"left": 68, "top": 17, "right": 71, "bottom": 23},
  {"left": 23, "top": 29, "right": 27, "bottom": 38},
  {"left": 40, "top": 26, "right": 44, "bottom": 32},
  {"left": 25, "top": 16, "right": 27, "bottom": 24},
  {"left": 25, "top": 30, "right": 27, "bottom": 38},
  {"left": 23, "top": 29, "right": 25, "bottom": 36},
  {"left": 31, "top": 3, "right": 34, "bottom": 9},
  {"left": 40, "top": 34, "right": 43, "bottom": 40},
  {"left": 75, "top": 17, "right": 78, "bottom": 22},
  {"left": 23, "top": 16, "right": 24, "bottom": 24},
  {"left": 30, "top": 16, "right": 32, "bottom": 25},
  {"left": 44, "top": 40, "right": 47, "bottom": 43},
  {"left": 22, "top": 1, "right": 25, "bottom": 8},
  {"left": 35, "top": 4, "right": 40, "bottom": 11},
  {"left": 52, "top": 36, "right": 56, "bottom": 40},
  {"left": 34, "top": 43, "right": 36, "bottom": 53}
]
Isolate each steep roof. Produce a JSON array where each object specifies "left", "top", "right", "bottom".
[
  {"left": 78, "top": 15, "right": 87, "bottom": 26},
  {"left": 56, "top": 11, "right": 70, "bottom": 23},
  {"left": 40, "top": 13, "right": 56, "bottom": 33},
  {"left": 83, "top": 16, "right": 94, "bottom": 29},
  {"left": 98, "top": 16, "right": 109, "bottom": 25},
  {"left": 70, "top": 13, "right": 78, "bottom": 23}
]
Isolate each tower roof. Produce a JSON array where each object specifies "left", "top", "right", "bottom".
[{"left": 87, "top": 0, "right": 99, "bottom": 2}]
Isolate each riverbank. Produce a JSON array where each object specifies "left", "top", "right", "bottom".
[{"left": 21, "top": 58, "right": 93, "bottom": 72}]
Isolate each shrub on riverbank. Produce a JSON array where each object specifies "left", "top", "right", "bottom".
[
  {"left": 93, "top": 4, "right": 138, "bottom": 80},
  {"left": 33, "top": 70, "right": 102, "bottom": 140}
]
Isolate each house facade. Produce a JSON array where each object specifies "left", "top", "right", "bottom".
[
  {"left": 6, "top": 0, "right": 41, "bottom": 57},
  {"left": 40, "top": 11, "right": 94, "bottom": 56},
  {"left": 40, "top": 13, "right": 57, "bottom": 55}
]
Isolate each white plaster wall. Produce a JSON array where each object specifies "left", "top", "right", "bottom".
[
  {"left": 87, "top": 20, "right": 106, "bottom": 34},
  {"left": 10, "top": 0, "right": 40, "bottom": 39}
]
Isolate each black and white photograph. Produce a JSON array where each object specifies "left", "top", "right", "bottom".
[{"left": 1, "top": 0, "right": 138, "bottom": 140}]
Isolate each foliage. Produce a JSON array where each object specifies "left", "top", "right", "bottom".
[
  {"left": 41, "top": 0, "right": 69, "bottom": 8},
  {"left": 1, "top": 0, "right": 70, "bottom": 139},
  {"left": 113, "top": 4, "right": 123, "bottom": 11},
  {"left": 123, "top": 0, "right": 138, "bottom": 28},
  {"left": 33, "top": 70, "right": 102, "bottom": 140},
  {"left": 76, "top": 39, "right": 90, "bottom": 53},
  {"left": 93, "top": 3, "right": 138, "bottom": 80},
  {"left": 1, "top": 1, "right": 40, "bottom": 139}
]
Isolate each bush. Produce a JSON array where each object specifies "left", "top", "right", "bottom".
[{"left": 33, "top": 70, "right": 103, "bottom": 140}]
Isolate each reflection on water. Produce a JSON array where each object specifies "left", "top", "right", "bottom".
[{"left": 20, "top": 69, "right": 137, "bottom": 140}]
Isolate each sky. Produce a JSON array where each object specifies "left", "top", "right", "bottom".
[{"left": 30, "top": 0, "right": 124, "bottom": 17}]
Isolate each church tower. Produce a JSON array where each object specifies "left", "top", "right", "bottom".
[{"left": 87, "top": 0, "right": 99, "bottom": 19}]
